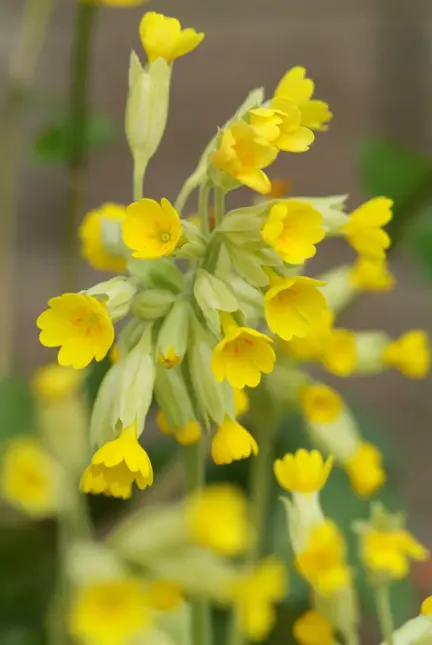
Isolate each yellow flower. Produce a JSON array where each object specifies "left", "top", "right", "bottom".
[
  {"left": 275, "top": 66, "right": 332, "bottom": 131},
  {"left": 345, "top": 442, "right": 386, "bottom": 498},
  {"left": 1, "top": 438, "right": 59, "bottom": 517},
  {"left": 122, "top": 198, "right": 182, "bottom": 259},
  {"left": 79, "top": 203, "right": 127, "bottom": 273},
  {"left": 37, "top": 293, "right": 114, "bottom": 370},
  {"left": 110, "top": 343, "right": 121, "bottom": 364},
  {"left": 186, "top": 484, "right": 249, "bottom": 556},
  {"left": 362, "top": 528, "right": 428, "bottom": 579},
  {"left": 68, "top": 578, "right": 150, "bottom": 645},
  {"left": 234, "top": 388, "right": 250, "bottom": 418},
  {"left": 155, "top": 410, "right": 201, "bottom": 446},
  {"left": 295, "top": 521, "right": 351, "bottom": 595},
  {"left": 320, "top": 328, "right": 357, "bottom": 376},
  {"left": 421, "top": 596, "right": 432, "bottom": 616},
  {"left": 249, "top": 97, "right": 314, "bottom": 152},
  {"left": 211, "top": 313, "right": 275, "bottom": 389},
  {"left": 81, "top": 424, "right": 153, "bottom": 499},
  {"left": 32, "top": 363, "right": 82, "bottom": 402},
  {"left": 292, "top": 610, "right": 334, "bottom": 645},
  {"left": 299, "top": 384, "right": 343, "bottom": 424},
  {"left": 349, "top": 257, "right": 395, "bottom": 292},
  {"left": 383, "top": 330, "right": 430, "bottom": 379},
  {"left": 284, "top": 310, "right": 334, "bottom": 361},
  {"left": 342, "top": 197, "right": 393, "bottom": 260},
  {"left": 139, "top": 12, "right": 204, "bottom": 64},
  {"left": 229, "top": 559, "right": 286, "bottom": 641},
  {"left": 264, "top": 277, "right": 328, "bottom": 342},
  {"left": 158, "top": 346, "right": 182, "bottom": 368},
  {"left": 211, "top": 418, "right": 258, "bottom": 465},
  {"left": 212, "top": 121, "right": 278, "bottom": 194},
  {"left": 261, "top": 202, "right": 325, "bottom": 264},
  {"left": 274, "top": 449, "right": 333, "bottom": 494},
  {"left": 148, "top": 579, "right": 183, "bottom": 612}
]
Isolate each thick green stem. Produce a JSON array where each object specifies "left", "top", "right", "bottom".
[
  {"left": 198, "top": 181, "right": 211, "bottom": 237},
  {"left": 213, "top": 187, "right": 225, "bottom": 228},
  {"left": 375, "top": 585, "right": 394, "bottom": 645},
  {"left": 61, "top": 3, "right": 97, "bottom": 293}
]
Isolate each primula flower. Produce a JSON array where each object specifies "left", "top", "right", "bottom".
[
  {"left": 148, "top": 580, "right": 183, "bottom": 612},
  {"left": 320, "top": 328, "right": 357, "bottom": 376},
  {"left": 81, "top": 424, "right": 153, "bottom": 499},
  {"left": 122, "top": 198, "right": 182, "bottom": 259},
  {"left": 79, "top": 203, "right": 127, "bottom": 273},
  {"left": 156, "top": 410, "right": 201, "bottom": 446},
  {"left": 292, "top": 610, "right": 334, "bottom": 645},
  {"left": 342, "top": 197, "right": 393, "bottom": 260},
  {"left": 275, "top": 66, "right": 332, "bottom": 131},
  {"left": 349, "top": 257, "right": 395, "bottom": 292},
  {"left": 68, "top": 578, "right": 150, "bottom": 645},
  {"left": 345, "top": 442, "right": 386, "bottom": 498},
  {"left": 362, "top": 528, "right": 428, "bottom": 579},
  {"left": 274, "top": 449, "right": 333, "bottom": 494},
  {"left": 264, "top": 276, "right": 328, "bottom": 342},
  {"left": 261, "top": 201, "right": 325, "bottom": 264},
  {"left": 383, "top": 330, "right": 430, "bottom": 379},
  {"left": 233, "top": 388, "right": 250, "bottom": 418},
  {"left": 211, "top": 418, "right": 258, "bottom": 465},
  {"left": 158, "top": 346, "right": 182, "bottom": 368},
  {"left": 299, "top": 384, "right": 343, "bottom": 424},
  {"left": 32, "top": 363, "right": 82, "bottom": 403},
  {"left": 212, "top": 121, "right": 278, "bottom": 195},
  {"left": 139, "top": 12, "right": 204, "bottom": 64},
  {"left": 249, "top": 97, "right": 314, "bottom": 152},
  {"left": 37, "top": 294, "right": 114, "bottom": 370}
]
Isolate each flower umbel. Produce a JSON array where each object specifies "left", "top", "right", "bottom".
[
  {"left": 274, "top": 449, "right": 333, "bottom": 494},
  {"left": 122, "top": 198, "right": 182, "bottom": 259},
  {"left": 211, "top": 417, "right": 258, "bottom": 465},
  {"left": 79, "top": 203, "right": 127, "bottom": 273},
  {"left": 139, "top": 12, "right": 204, "bottom": 63}
]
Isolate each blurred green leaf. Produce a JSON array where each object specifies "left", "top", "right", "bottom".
[
  {"left": 406, "top": 203, "right": 432, "bottom": 281},
  {"left": 0, "top": 376, "right": 35, "bottom": 441}
]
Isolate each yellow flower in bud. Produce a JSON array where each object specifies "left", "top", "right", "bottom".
[
  {"left": 158, "top": 346, "right": 182, "bottom": 368},
  {"left": 234, "top": 388, "right": 250, "bottom": 418},
  {"left": 350, "top": 257, "right": 395, "bottom": 292},
  {"left": 383, "top": 330, "right": 430, "bottom": 379},
  {"left": 37, "top": 294, "right": 114, "bottom": 370},
  {"left": 275, "top": 66, "right": 332, "bottom": 131},
  {"left": 345, "top": 442, "right": 386, "bottom": 498},
  {"left": 81, "top": 424, "right": 153, "bottom": 499},
  {"left": 321, "top": 328, "right": 357, "bottom": 376},
  {"left": 421, "top": 596, "right": 432, "bottom": 616},
  {"left": 264, "top": 276, "right": 328, "bottom": 342},
  {"left": 293, "top": 610, "right": 334, "bottom": 645},
  {"left": 274, "top": 449, "right": 333, "bottom": 494},
  {"left": 32, "top": 363, "right": 82, "bottom": 402},
  {"left": 122, "top": 198, "right": 182, "bottom": 259},
  {"left": 186, "top": 484, "right": 248, "bottom": 556},
  {"left": 295, "top": 520, "right": 351, "bottom": 595},
  {"left": 212, "top": 121, "right": 278, "bottom": 195},
  {"left": 268, "top": 178, "right": 292, "bottom": 199},
  {"left": 249, "top": 97, "right": 314, "bottom": 152},
  {"left": 342, "top": 197, "right": 393, "bottom": 260},
  {"left": 284, "top": 310, "right": 334, "bottom": 361},
  {"left": 229, "top": 559, "right": 286, "bottom": 641},
  {"left": 68, "top": 578, "right": 150, "bottom": 645},
  {"left": 261, "top": 202, "right": 325, "bottom": 264},
  {"left": 300, "top": 384, "right": 343, "bottom": 424},
  {"left": 362, "top": 528, "right": 428, "bottom": 580},
  {"left": 148, "top": 580, "right": 183, "bottom": 612},
  {"left": 139, "top": 12, "right": 204, "bottom": 64},
  {"left": 211, "top": 418, "right": 258, "bottom": 465},
  {"left": 79, "top": 203, "right": 127, "bottom": 273},
  {"left": 155, "top": 410, "right": 201, "bottom": 446}
]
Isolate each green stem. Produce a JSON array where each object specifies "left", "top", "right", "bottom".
[
  {"left": 61, "top": 3, "right": 97, "bottom": 293},
  {"left": 214, "top": 187, "right": 225, "bottom": 228},
  {"left": 133, "top": 156, "right": 148, "bottom": 202},
  {"left": 375, "top": 585, "right": 394, "bottom": 645},
  {"left": 198, "top": 181, "right": 211, "bottom": 237}
]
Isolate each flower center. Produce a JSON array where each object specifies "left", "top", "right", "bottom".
[{"left": 160, "top": 231, "right": 171, "bottom": 243}]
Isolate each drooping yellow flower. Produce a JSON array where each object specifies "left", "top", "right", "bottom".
[
  {"left": 349, "top": 257, "right": 395, "bottom": 292},
  {"left": 211, "top": 314, "right": 275, "bottom": 389},
  {"left": 342, "top": 197, "right": 393, "bottom": 260},
  {"left": 320, "top": 328, "right": 357, "bottom": 376},
  {"left": 148, "top": 579, "right": 183, "bottom": 612},
  {"left": 264, "top": 277, "right": 328, "bottom": 342},
  {"left": 249, "top": 97, "right": 314, "bottom": 152},
  {"left": 274, "top": 449, "right": 333, "bottom": 494},
  {"left": 1, "top": 438, "right": 59, "bottom": 517},
  {"left": 155, "top": 410, "right": 201, "bottom": 446},
  {"left": 261, "top": 202, "right": 325, "bottom": 264},
  {"left": 37, "top": 293, "right": 114, "bottom": 370},
  {"left": 229, "top": 559, "right": 286, "bottom": 641},
  {"left": 345, "top": 442, "right": 386, "bottom": 498},
  {"left": 139, "top": 12, "right": 204, "bottom": 64},
  {"left": 68, "top": 578, "right": 150, "bottom": 645},
  {"left": 122, "top": 198, "right": 182, "bottom": 259},
  {"left": 295, "top": 521, "right": 351, "bottom": 595},
  {"left": 284, "top": 310, "right": 334, "bottom": 361},
  {"left": 212, "top": 418, "right": 258, "bottom": 465},
  {"left": 421, "top": 596, "right": 432, "bottom": 616},
  {"left": 32, "top": 363, "right": 82, "bottom": 402},
  {"left": 212, "top": 121, "right": 278, "bottom": 195},
  {"left": 81, "top": 424, "right": 153, "bottom": 499},
  {"left": 292, "top": 610, "right": 334, "bottom": 645},
  {"left": 234, "top": 388, "right": 250, "bottom": 418},
  {"left": 79, "top": 203, "right": 127, "bottom": 273},
  {"left": 362, "top": 528, "right": 428, "bottom": 580},
  {"left": 275, "top": 66, "right": 332, "bottom": 131},
  {"left": 186, "top": 484, "right": 249, "bottom": 556},
  {"left": 158, "top": 346, "right": 182, "bottom": 368},
  {"left": 299, "top": 384, "right": 343, "bottom": 424},
  {"left": 383, "top": 331, "right": 430, "bottom": 379}
]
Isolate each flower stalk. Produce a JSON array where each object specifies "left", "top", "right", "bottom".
[{"left": 375, "top": 584, "right": 394, "bottom": 645}]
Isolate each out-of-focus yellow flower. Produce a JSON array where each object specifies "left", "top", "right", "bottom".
[
  {"left": 68, "top": 578, "right": 150, "bottom": 645},
  {"left": 139, "top": 12, "right": 204, "bottom": 64},
  {"left": 362, "top": 528, "right": 428, "bottom": 580},
  {"left": 1, "top": 438, "right": 58, "bottom": 517},
  {"left": 211, "top": 313, "right": 275, "bottom": 389},
  {"left": 345, "top": 442, "right": 386, "bottom": 498},
  {"left": 320, "top": 328, "right": 357, "bottom": 376},
  {"left": 109, "top": 343, "right": 121, "bottom": 364},
  {"left": 274, "top": 449, "right": 333, "bottom": 494},
  {"left": 264, "top": 277, "right": 328, "bottom": 342},
  {"left": 158, "top": 346, "right": 182, "bottom": 368},
  {"left": 292, "top": 610, "right": 334, "bottom": 645},
  {"left": 186, "top": 484, "right": 248, "bottom": 556},
  {"left": 212, "top": 121, "right": 278, "bottom": 195},
  {"left": 342, "top": 197, "right": 393, "bottom": 260},
  {"left": 148, "top": 579, "right": 183, "bottom": 612},
  {"left": 268, "top": 178, "right": 292, "bottom": 199},
  {"left": 349, "top": 257, "right": 395, "bottom": 292},
  {"left": 122, "top": 198, "right": 182, "bottom": 259},
  {"left": 212, "top": 418, "right": 258, "bottom": 465},
  {"left": 81, "top": 424, "right": 153, "bottom": 499},
  {"left": 300, "top": 384, "right": 343, "bottom": 424},
  {"left": 383, "top": 331, "right": 430, "bottom": 379},
  {"left": 421, "top": 596, "right": 432, "bottom": 616},
  {"left": 32, "top": 363, "right": 82, "bottom": 402},
  {"left": 284, "top": 310, "right": 334, "bottom": 361},
  {"left": 250, "top": 97, "right": 314, "bottom": 152},
  {"left": 79, "top": 203, "right": 127, "bottom": 274},
  {"left": 37, "top": 294, "right": 114, "bottom": 370},
  {"left": 234, "top": 388, "right": 250, "bottom": 418},
  {"left": 275, "top": 66, "right": 332, "bottom": 131},
  {"left": 156, "top": 410, "right": 201, "bottom": 446},
  {"left": 261, "top": 202, "right": 325, "bottom": 264},
  {"left": 229, "top": 559, "right": 286, "bottom": 641},
  {"left": 295, "top": 520, "right": 351, "bottom": 596}
]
